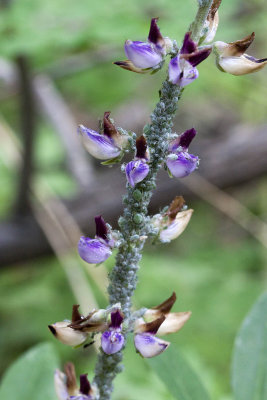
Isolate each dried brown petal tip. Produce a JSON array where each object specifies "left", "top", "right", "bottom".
[
  {"left": 152, "top": 292, "right": 177, "bottom": 314},
  {"left": 228, "top": 32, "right": 255, "bottom": 57},
  {"left": 208, "top": 0, "right": 222, "bottom": 19},
  {"left": 166, "top": 196, "right": 185, "bottom": 220},
  {"left": 143, "top": 315, "right": 166, "bottom": 334},
  {"left": 113, "top": 60, "right": 146, "bottom": 73},
  {"left": 72, "top": 304, "right": 83, "bottom": 323},
  {"left": 64, "top": 362, "right": 78, "bottom": 395},
  {"left": 103, "top": 111, "right": 118, "bottom": 138}
]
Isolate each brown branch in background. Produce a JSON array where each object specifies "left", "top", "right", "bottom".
[
  {"left": 13, "top": 55, "right": 36, "bottom": 216},
  {"left": 183, "top": 173, "right": 267, "bottom": 248},
  {"left": 33, "top": 74, "right": 95, "bottom": 188}
]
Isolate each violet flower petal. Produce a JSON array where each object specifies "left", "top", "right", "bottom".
[
  {"left": 101, "top": 330, "right": 125, "bottom": 354},
  {"left": 169, "top": 56, "right": 199, "bottom": 87},
  {"left": 78, "top": 237, "right": 112, "bottom": 264},
  {"left": 125, "top": 160, "right": 149, "bottom": 188},
  {"left": 166, "top": 152, "right": 199, "bottom": 178},
  {"left": 124, "top": 40, "right": 162, "bottom": 69},
  {"left": 78, "top": 125, "right": 121, "bottom": 160},
  {"left": 134, "top": 333, "right": 170, "bottom": 358}
]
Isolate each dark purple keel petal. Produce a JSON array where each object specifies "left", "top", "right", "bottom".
[
  {"left": 169, "top": 128, "right": 197, "bottom": 152},
  {"left": 101, "top": 330, "right": 124, "bottom": 354},
  {"left": 166, "top": 152, "right": 199, "bottom": 178},
  {"left": 185, "top": 48, "right": 212, "bottom": 67},
  {"left": 148, "top": 18, "right": 164, "bottom": 50},
  {"left": 134, "top": 333, "right": 170, "bottom": 358},
  {"left": 136, "top": 135, "right": 148, "bottom": 159},
  {"left": 180, "top": 32, "right": 197, "bottom": 55},
  {"left": 78, "top": 237, "right": 112, "bottom": 264},
  {"left": 124, "top": 40, "right": 162, "bottom": 69},
  {"left": 78, "top": 125, "right": 121, "bottom": 160},
  {"left": 125, "top": 160, "right": 149, "bottom": 188},
  {"left": 110, "top": 309, "right": 124, "bottom": 329},
  {"left": 95, "top": 215, "right": 108, "bottom": 240},
  {"left": 79, "top": 374, "right": 91, "bottom": 396},
  {"left": 179, "top": 128, "right": 197, "bottom": 150}
]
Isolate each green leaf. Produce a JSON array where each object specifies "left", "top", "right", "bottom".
[
  {"left": 232, "top": 292, "right": 267, "bottom": 400},
  {"left": 0, "top": 342, "right": 59, "bottom": 400},
  {"left": 147, "top": 346, "right": 210, "bottom": 400}
]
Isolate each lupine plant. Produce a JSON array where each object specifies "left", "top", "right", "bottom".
[{"left": 46, "top": 1, "right": 267, "bottom": 399}]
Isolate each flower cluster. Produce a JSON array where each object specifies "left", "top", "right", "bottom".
[
  {"left": 49, "top": 293, "right": 190, "bottom": 359},
  {"left": 55, "top": 362, "right": 98, "bottom": 400}
]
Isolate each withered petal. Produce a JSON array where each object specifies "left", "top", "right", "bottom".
[{"left": 152, "top": 292, "right": 177, "bottom": 314}]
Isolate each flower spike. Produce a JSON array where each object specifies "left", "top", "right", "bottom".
[
  {"left": 115, "top": 18, "right": 171, "bottom": 74},
  {"left": 214, "top": 32, "right": 267, "bottom": 75}
]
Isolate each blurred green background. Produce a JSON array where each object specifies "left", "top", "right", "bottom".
[{"left": 0, "top": 0, "right": 267, "bottom": 399}]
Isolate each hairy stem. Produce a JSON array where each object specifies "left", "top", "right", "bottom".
[{"left": 93, "top": 2, "right": 213, "bottom": 398}]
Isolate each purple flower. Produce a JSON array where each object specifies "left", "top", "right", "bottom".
[
  {"left": 78, "top": 112, "right": 128, "bottom": 160},
  {"left": 125, "top": 135, "right": 150, "bottom": 187},
  {"left": 101, "top": 310, "right": 125, "bottom": 354},
  {"left": 114, "top": 18, "right": 172, "bottom": 73},
  {"left": 125, "top": 160, "right": 149, "bottom": 187},
  {"left": 169, "top": 32, "right": 211, "bottom": 86},
  {"left": 166, "top": 152, "right": 199, "bottom": 178},
  {"left": 166, "top": 128, "right": 199, "bottom": 178},
  {"left": 78, "top": 216, "right": 113, "bottom": 265}
]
